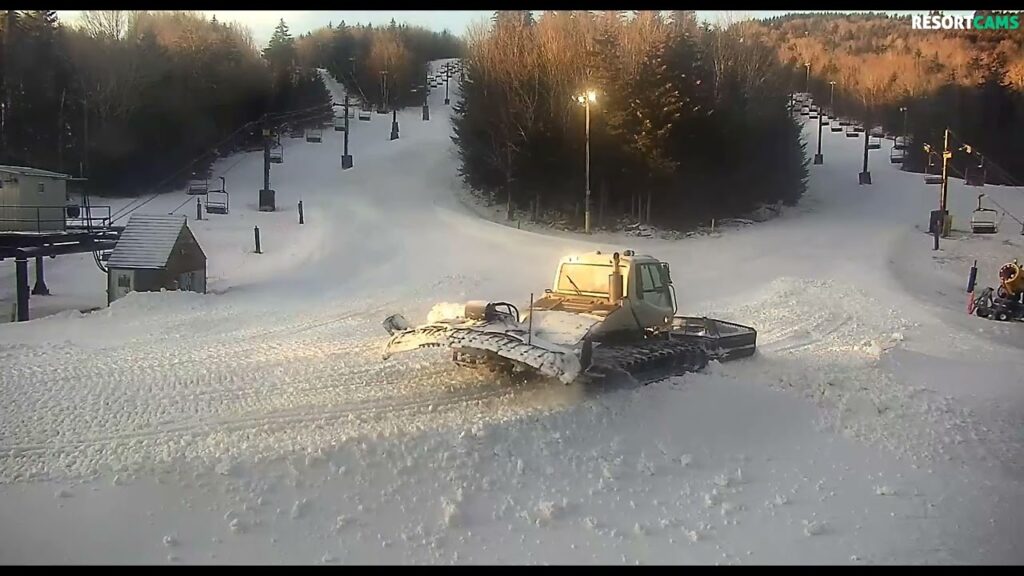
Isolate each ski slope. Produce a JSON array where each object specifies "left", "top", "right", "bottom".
[{"left": 1, "top": 59, "right": 1023, "bottom": 564}]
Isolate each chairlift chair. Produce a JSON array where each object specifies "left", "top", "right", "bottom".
[
  {"left": 269, "top": 144, "right": 283, "bottom": 163},
  {"left": 831, "top": 122, "right": 843, "bottom": 132},
  {"left": 853, "top": 125, "right": 865, "bottom": 133},
  {"left": 867, "top": 133, "right": 882, "bottom": 150},
  {"left": 839, "top": 119, "right": 851, "bottom": 127},
  {"left": 845, "top": 125, "right": 859, "bottom": 138},
  {"left": 821, "top": 116, "right": 830, "bottom": 126},
  {"left": 187, "top": 178, "right": 209, "bottom": 195},
  {"left": 889, "top": 147, "right": 905, "bottom": 163},
  {"left": 893, "top": 136, "right": 907, "bottom": 151},
  {"left": 306, "top": 128, "right": 323, "bottom": 143},
  {"left": 206, "top": 190, "right": 229, "bottom": 215},
  {"left": 924, "top": 156, "right": 943, "bottom": 184},
  {"left": 809, "top": 112, "right": 819, "bottom": 119},
  {"left": 971, "top": 194, "right": 998, "bottom": 234},
  {"left": 334, "top": 116, "right": 347, "bottom": 131},
  {"left": 966, "top": 158, "right": 986, "bottom": 186},
  {"left": 800, "top": 107, "right": 810, "bottom": 116}
]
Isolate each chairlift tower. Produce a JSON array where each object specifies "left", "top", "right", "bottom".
[
  {"left": 342, "top": 93, "right": 353, "bottom": 169},
  {"left": 259, "top": 126, "right": 276, "bottom": 211},
  {"left": 813, "top": 107, "right": 824, "bottom": 165}
]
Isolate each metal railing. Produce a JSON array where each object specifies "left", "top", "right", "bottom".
[{"left": 0, "top": 204, "right": 113, "bottom": 233}]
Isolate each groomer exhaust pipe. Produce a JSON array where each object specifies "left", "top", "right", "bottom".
[{"left": 609, "top": 252, "right": 623, "bottom": 304}]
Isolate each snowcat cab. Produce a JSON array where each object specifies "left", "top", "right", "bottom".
[{"left": 380, "top": 251, "right": 757, "bottom": 385}]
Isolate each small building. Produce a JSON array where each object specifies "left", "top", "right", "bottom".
[
  {"left": 0, "top": 165, "right": 75, "bottom": 233},
  {"left": 106, "top": 214, "right": 207, "bottom": 304}
]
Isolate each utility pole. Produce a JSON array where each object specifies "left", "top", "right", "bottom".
[
  {"left": 829, "top": 81, "right": 836, "bottom": 116},
  {"left": 342, "top": 92, "right": 353, "bottom": 169},
  {"left": 804, "top": 62, "right": 811, "bottom": 93},
  {"left": 575, "top": 90, "right": 596, "bottom": 233}
]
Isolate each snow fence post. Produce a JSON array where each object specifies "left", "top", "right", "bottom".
[
  {"left": 298, "top": 201, "right": 304, "bottom": 225},
  {"left": 254, "top": 226, "right": 262, "bottom": 254}
]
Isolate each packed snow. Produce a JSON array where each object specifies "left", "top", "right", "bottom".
[{"left": 1, "top": 58, "right": 1023, "bottom": 564}]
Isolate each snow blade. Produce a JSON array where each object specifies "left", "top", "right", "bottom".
[{"left": 382, "top": 324, "right": 582, "bottom": 384}]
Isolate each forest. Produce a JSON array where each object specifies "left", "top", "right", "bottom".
[
  {"left": 0, "top": 11, "right": 461, "bottom": 197},
  {"left": 451, "top": 11, "right": 808, "bottom": 230},
  {"left": 758, "top": 11, "right": 1024, "bottom": 185}
]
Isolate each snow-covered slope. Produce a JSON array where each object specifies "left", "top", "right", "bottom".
[{"left": 1, "top": 59, "right": 1022, "bottom": 564}]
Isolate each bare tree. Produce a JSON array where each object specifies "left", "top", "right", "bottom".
[{"left": 78, "top": 10, "right": 128, "bottom": 41}]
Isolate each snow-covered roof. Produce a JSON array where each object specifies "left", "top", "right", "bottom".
[
  {"left": 107, "top": 214, "right": 188, "bottom": 270},
  {"left": 0, "top": 165, "right": 74, "bottom": 179}
]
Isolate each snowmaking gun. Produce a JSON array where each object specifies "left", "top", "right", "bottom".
[
  {"left": 380, "top": 250, "right": 757, "bottom": 385},
  {"left": 971, "top": 259, "right": 1024, "bottom": 322}
]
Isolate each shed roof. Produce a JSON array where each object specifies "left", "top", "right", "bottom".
[
  {"left": 0, "top": 165, "right": 74, "bottom": 179},
  {"left": 107, "top": 214, "right": 188, "bottom": 270}
]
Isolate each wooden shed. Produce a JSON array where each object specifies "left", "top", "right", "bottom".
[
  {"left": 0, "top": 165, "right": 74, "bottom": 233},
  {"left": 106, "top": 214, "right": 207, "bottom": 304}
]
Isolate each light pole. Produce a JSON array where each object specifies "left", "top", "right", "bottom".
[
  {"left": 813, "top": 107, "right": 824, "bottom": 165},
  {"left": 829, "top": 81, "right": 836, "bottom": 116},
  {"left": 444, "top": 62, "right": 451, "bottom": 105},
  {"left": 422, "top": 69, "right": 430, "bottom": 121},
  {"left": 576, "top": 89, "right": 597, "bottom": 234},
  {"left": 899, "top": 106, "right": 908, "bottom": 144},
  {"left": 804, "top": 62, "right": 811, "bottom": 94}
]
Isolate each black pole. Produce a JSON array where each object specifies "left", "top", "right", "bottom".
[
  {"left": 15, "top": 257, "right": 29, "bottom": 321},
  {"left": 390, "top": 108, "right": 399, "bottom": 141},
  {"left": 813, "top": 110, "right": 824, "bottom": 165},
  {"left": 444, "top": 62, "right": 450, "bottom": 105},
  {"left": 422, "top": 69, "right": 430, "bottom": 121},
  {"left": 298, "top": 200, "right": 304, "bottom": 224},
  {"left": 254, "top": 226, "right": 262, "bottom": 254},
  {"left": 196, "top": 197, "right": 202, "bottom": 221},
  {"left": 859, "top": 121, "right": 872, "bottom": 185},
  {"left": 31, "top": 256, "right": 49, "bottom": 296},
  {"left": 259, "top": 128, "right": 275, "bottom": 211},
  {"left": 263, "top": 132, "right": 271, "bottom": 191},
  {"left": 342, "top": 92, "right": 353, "bottom": 169}
]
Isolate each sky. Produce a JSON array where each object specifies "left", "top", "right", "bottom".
[{"left": 57, "top": 10, "right": 979, "bottom": 48}]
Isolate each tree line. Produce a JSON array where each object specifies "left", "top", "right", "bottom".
[
  {"left": 757, "top": 11, "right": 1024, "bottom": 184},
  {"left": 294, "top": 19, "right": 463, "bottom": 111},
  {"left": 451, "top": 11, "right": 808, "bottom": 230},
  {"left": 0, "top": 11, "right": 332, "bottom": 198}
]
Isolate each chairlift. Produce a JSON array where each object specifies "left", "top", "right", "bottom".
[
  {"left": 269, "top": 144, "right": 283, "bottom": 163},
  {"left": 306, "top": 128, "right": 323, "bottom": 143},
  {"left": 821, "top": 116, "right": 830, "bottom": 126},
  {"left": 966, "top": 157, "right": 986, "bottom": 187},
  {"left": 206, "top": 178, "right": 229, "bottom": 215},
  {"left": 187, "top": 178, "right": 209, "bottom": 195},
  {"left": 334, "top": 116, "right": 347, "bottom": 131},
  {"left": 867, "top": 133, "right": 882, "bottom": 150},
  {"left": 889, "top": 147, "right": 905, "bottom": 163},
  {"left": 800, "top": 107, "right": 810, "bottom": 116},
  {"left": 970, "top": 194, "right": 998, "bottom": 234},
  {"left": 845, "top": 125, "right": 858, "bottom": 138},
  {"left": 924, "top": 154, "right": 943, "bottom": 184},
  {"left": 831, "top": 122, "right": 843, "bottom": 132},
  {"left": 838, "top": 119, "right": 851, "bottom": 127},
  {"left": 809, "top": 112, "right": 819, "bottom": 119},
  {"left": 893, "top": 136, "right": 907, "bottom": 151},
  {"left": 853, "top": 125, "right": 865, "bottom": 133}
]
